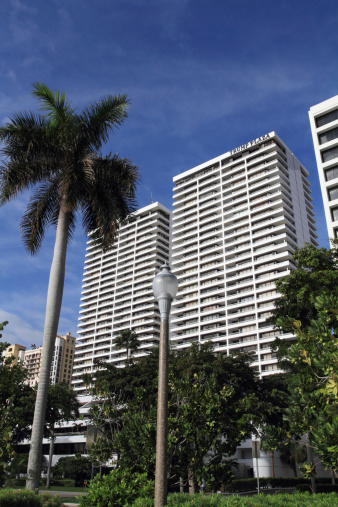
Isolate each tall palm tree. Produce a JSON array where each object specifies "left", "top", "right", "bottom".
[
  {"left": 114, "top": 329, "right": 140, "bottom": 362},
  {"left": 0, "top": 83, "right": 139, "bottom": 490}
]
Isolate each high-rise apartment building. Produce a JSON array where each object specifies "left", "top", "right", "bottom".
[
  {"left": 309, "top": 96, "right": 338, "bottom": 241},
  {"left": 5, "top": 333, "right": 76, "bottom": 387},
  {"left": 171, "top": 132, "right": 318, "bottom": 374},
  {"left": 72, "top": 202, "right": 171, "bottom": 394}
]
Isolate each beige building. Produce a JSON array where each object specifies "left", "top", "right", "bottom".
[
  {"left": 5, "top": 333, "right": 76, "bottom": 387},
  {"left": 3, "top": 343, "right": 26, "bottom": 366}
]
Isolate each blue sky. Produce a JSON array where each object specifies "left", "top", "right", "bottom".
[{"left": 0, "top": 0, "right": 337, "bottom": 347}]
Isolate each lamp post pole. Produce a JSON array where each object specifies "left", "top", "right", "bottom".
[{"left": 152, "top": 263, "right": 178, "bottom": 507}]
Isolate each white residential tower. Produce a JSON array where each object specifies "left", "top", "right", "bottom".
[
  {"left": 72, "top": 202, "right": 171, "bottom": 394},
  {"left": 309, "top": 95, "right": 338, "bottom": 241},
  {"left": 170, "top": 132, "right": 318, "bottom": 374}
]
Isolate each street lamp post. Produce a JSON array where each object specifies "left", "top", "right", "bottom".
[{"left": 152, "top": 263, "right": 178, "bottom": 507}]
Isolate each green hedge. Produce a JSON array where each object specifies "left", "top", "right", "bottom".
[
  {"left": 3, "top": 478, "right": 27, "bottom": 488},
  {"left": 297, "top": 483, "right": 338, "bottom": 493},
  {"left": 226, "top": 477, "right": 334, "bottom": 492},
  {"left": 131, "top": 492, "right": 338, "bottom": 506},
  {"left": 0, "top": 490, "right": 64, "bottom": 507},
  {"left": 50, "top": 479, "right": 76, "bottom": 487}
]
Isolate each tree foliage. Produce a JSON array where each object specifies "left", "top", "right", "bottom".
[
  {"left": 269, "top": 242, "right": 338, "bottom": 478},
  {"left": 269, "top": 242, "right": 338, "bottom": 336},
  {"left": 0, "top": 322, "right": 35, "bottom": 473},
  {"left": 53, "top": 454, "right": 92, "bottom": 486},
  {"left": 87, "top": 344, "right": 269, "bottom": 491},
  {"left": 114, "top": 329, "right": 140, "bottom": 362},
  {"left": 277, "top": 295, "right": 338, "bottom": 474}
]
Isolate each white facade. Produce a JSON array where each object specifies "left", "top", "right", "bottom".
[
  {"left": 309, "top": 96, "right": 338, "bottom": 242},
  {"left": 72, "top": 202, "right": 171, "bottom": 394},
  {"left": 171, "top": 132, "right": 318, "bottom": 374}
]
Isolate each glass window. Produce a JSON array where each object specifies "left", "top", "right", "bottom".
[
  {"left": 322, "top": 147, "right": 338, "bottom": 163},
  {"left": 319, "top": 127, "right": 338, "bottom": 145},
  {"left": 316, "top": 108, "right": 338, "bottom": 128},
  {"left": 334, "top": 229, "right": 338, "bottom": 239},
  {"left": 328, "top": 186, "right": 338, "bottom": 201},
  {"left": 325, "top": 166, "right": 338, "bottom": 181},
  {"left": 331, "top": 207, "right": 338, "bottom": 222}
]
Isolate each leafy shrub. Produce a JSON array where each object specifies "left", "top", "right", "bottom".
[
  {"left": 79, "top": 468, "right": 154, "bottom": 506},
  {"left": 0, "top": 490, "right": 65, "bottom": 507},
  {"left": 296, "top": 483, "right": 338, "bottom": 493},
  {"left": 50, "top": 478, "right": 76, "bottom": 487},
  {"left": 226, "top": 476, "right": 314, "bottom": 492},
  {"left": 4, "top": 477, "right": 27, "bottom": 487},
  {"left": 131, "top": 492, "right": 338, "bottom": 506},
  {"left": 0, "top": 489, "right": 42, "bottom": 507},
  {"left": 39, "top": 494, "right": 64, "bottom": 507}
]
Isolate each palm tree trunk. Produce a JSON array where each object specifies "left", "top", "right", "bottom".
[
  {"left": 26, "top": 203, "right": 70, "bottom": 491},
  {"left": 46, "top": 428, "right": 55, "bottom": 489}
]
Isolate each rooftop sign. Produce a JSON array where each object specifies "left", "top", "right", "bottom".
[{"left": 230, "top": 133, "right": 270, "bottom": 156}]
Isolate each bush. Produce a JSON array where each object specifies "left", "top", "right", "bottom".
[
  {"left": 0, "top": 490, "right": 65, "bottom": 507},
  {"left": 226, "top": 476, "right": 313, "bottom": 492},
  {"left": 78, "top": 468, "right": 154, "bottom": 506},
  {"left": 3, "top": 477, "right": 27, "bottom": 487},
  {"left": 39, "top": 494, "right": 64, "bottom": 507},
  {"left": 50, "top": 478, "right": 75, "bottom": 487},
  {"left": 297, "top": 483, "right": 338, "bottom": 493},
  {"left": 131, "top": 492, "right": 338, "bottom": 506}
]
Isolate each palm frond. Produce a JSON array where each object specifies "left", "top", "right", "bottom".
[
  {"left": 0, "top": 112, "right": 47, "bottom": 142},
  {"left": 20, "top": 180, "right": 60, "bottom": 255},
  {"left": 32, "top": 82, "right": 75, "bottom": 126},
  {"left": 80, "top": 94, "right": 129, "bottom": 150},
  {"left": 80, "top": 154, "right": 139, "bottom": 250}
]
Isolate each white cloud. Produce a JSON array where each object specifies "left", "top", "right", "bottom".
[{"left": 0, "top": 310, "right": 43, "bottom": 348}]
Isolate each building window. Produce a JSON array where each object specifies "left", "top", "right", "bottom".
[
  {"left": 322, "top": 146, "right": 338, "bottom": 163},
  {"left": 319, "top": 127, "right": 338, "bottom": 145},
  {"left": 328, "top": 186, "right": 338, "bottom": 201},
  {"left": 316, "top": 108, "right": 338, "bottom": 128},
  {"left": 334, "top": 229, "right": 338, "bottom": 239},
  {"left": 331, "top": 207, "right": 338, "bottom": 222},
  {"left": 325, "top": 166, "right": 338, "bottom": 181}
]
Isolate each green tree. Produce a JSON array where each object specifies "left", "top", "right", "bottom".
[
  {"left": 53, "top": 454, "right": 92, "bottom": 486},
  {"left": 279, "top": 441, "right": 307, "bottom": 478},
  {"left": 267, "top": 242, "right": 338, "bottom": 490},
  {"left": 87, "top": 344, "right": 262, "bottom": 493},
  {"left": 0, "top": 83, "right": 139, "bottom": 490},
  {"left": 277, "top": 295, "right": 338, "bottom": 476},
  {"left": 0, "top": 322, "right": 36, "bottom": 480},
  {"left": 269, "top": 242, "right": 338, "bottom": 337},
  {"left": 81, "top": 373, "right": 93, "bottom": 395},
  {"left": 256, "top": 374, "right": 291, "bottom": 478},
  {"left": 114, "top": 329, "right": 140, "bottom": 362},
  {"left": 45, "top": 383, "right": 80, "bottom": 488}
]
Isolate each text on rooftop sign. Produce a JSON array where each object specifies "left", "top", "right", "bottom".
[{"left": 230, "top": 134, "right": 270, "bottom": 156}]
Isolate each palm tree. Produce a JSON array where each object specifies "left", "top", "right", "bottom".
[
  {"left": 0, "top": 83, "right": 139, "bottom": 490},
  {"left": 81, "top": 373, "right": 93, "bottom": 395},
  {"left": 114, "top": 329, "right": 140, "bottom": 362}
]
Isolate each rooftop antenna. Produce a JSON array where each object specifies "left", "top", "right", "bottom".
[{"left": 151, "top": 192, "right": 153, "bottom": 204}]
